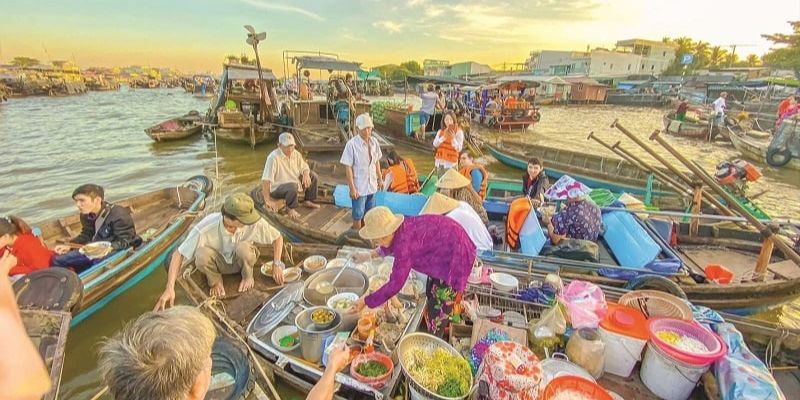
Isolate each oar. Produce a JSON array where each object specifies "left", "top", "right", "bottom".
[{"left": 419, "top": 167, "right": 437, "bottom": 190}]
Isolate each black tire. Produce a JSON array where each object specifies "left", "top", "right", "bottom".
[
  {"left": 534, "top": 111, "right": 542, "bottom": 122},
  {"left": 623, "top": 274, "right": 687, "bottom": 299},
  {"left": 765, "top": 147, "right": 793, "bottom": 167},
  {"left": 209, "top": 336, "right": 254, "bottom": 400}
]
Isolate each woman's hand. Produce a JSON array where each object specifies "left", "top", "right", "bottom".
[
  {"left": 0, "top": 252, "right": 17, "bottom": 275},
  {"left": 351, "top": 251, "right": 372, "bottom": 264},
  {"left": 348, "top": 297, "right": 366, "bottom": 314}
]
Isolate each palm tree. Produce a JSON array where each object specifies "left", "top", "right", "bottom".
[
  {"left": 693, "top": 42, "right": 711, "bottom": 68},
  {"left": 725, "top": 52, "right": 740, "bottom": 67},
  {"left": 709, "top": 46, "right": 729, "bottom": 67},
  {"left": 745, "top": 54, "right": 761, "bottom": 67},
  {"left": 673, "top": 37, "right": 695, "bottom": 57},
  {"left": 10, "top": 56, "right": 39, "bottom": 68}
]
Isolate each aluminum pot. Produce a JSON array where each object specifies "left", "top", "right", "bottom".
[{"left": 295, "top": 306, "right": 342, "bottom": 363}]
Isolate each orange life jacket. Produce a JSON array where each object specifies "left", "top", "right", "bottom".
[
  {"left": 386, "top": 159, "right": 420, "bottom": 194},
  {"left": 506, "top": 198, "right": 532, "bottom": 250},
  {"left": 459, "top": 164, "right": 488, "bottom": 200},
  {"left": 435, "top": 130, "right": 459, "bottom": 164}
]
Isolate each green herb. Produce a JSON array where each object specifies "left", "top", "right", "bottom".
[
  {"left": 357, "top": 360, "right": 388, "bottom": 377},
  {"left": 437, "top": 377, "right": 465, "bottom": 397},
  {"left": 278, "top": 335, "right": 296, "bottom": 347}
]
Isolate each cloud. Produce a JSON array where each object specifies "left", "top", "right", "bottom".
[
  {"left": 372, "top": 20, "right": 403, "bottom": 34},
  {"left": 407, "top": 0, "right": 427, "bottom": 6},
  {"left": 239, "top": 0, "right": 325, "bottom": 21}
]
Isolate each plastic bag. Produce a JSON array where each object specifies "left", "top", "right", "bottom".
[
  {"left": 527, "top": 305, "right": 566, "bottom": 359},
  {"left": 557, "top": 281, "right": 607, "bottom": 329},
  {"left": 713, "top": 323, "right": 786, "bottom": 400},
  {"left": 532, "top": 303, "right": 567, "bottom": 336}
]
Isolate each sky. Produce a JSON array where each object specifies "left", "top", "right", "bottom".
[{"left": 1, "top": 0, "right": 798, "bottom": 75}]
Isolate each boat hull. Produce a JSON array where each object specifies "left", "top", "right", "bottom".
[{"left": 729, "top": 132, "right": 800, "bottom": 171}]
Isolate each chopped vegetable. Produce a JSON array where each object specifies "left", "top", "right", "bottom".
[
  {"left": 356, "top": 360, "right": 389, "bottom": 377},
  {"left": 657, "top": 330, "right": 710, "bottom": 354},
  {"left": 331, "top": 298, "right": 353, "bottom": 310},
  {"left": 311, "top": 309, "right": 334, "bottom": 324},
  {"left": 656, "top": 330, "right": 681, "bottom": 345},
  {"left": 278, "top": 335, "right": 296, "bottom": 347},
  {"left": 407, "top": 348, "right": 471, "bottom": 397},
  {"left": 437, "top": 377, "right": 464, "bottom": 397}
]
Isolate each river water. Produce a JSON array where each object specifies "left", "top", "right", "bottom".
[{"left": 0, "top": 89, "right": 797, "bottom": 399}]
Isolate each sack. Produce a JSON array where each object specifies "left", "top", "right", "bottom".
[
  {"left": 557, "top": 281, "right": 607, "bottom": 329},
  {"left": 477, "top": 341, "right": 542, "bottom": 400},
  {"left": 541, "top": 239, "right": 599, "bottom": 262}
]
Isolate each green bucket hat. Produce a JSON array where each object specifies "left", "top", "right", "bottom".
[{"left": 223, "top": 193, "right": 261, "bottom": 225}]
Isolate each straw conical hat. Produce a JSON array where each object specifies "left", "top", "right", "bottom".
[
  {"left": 420, "top": 192, "right": 459, "bottom": 215},
  {"left": 359, "top": 206, "right": 405, "bottom": 240},
  {"left": 436, "top": 168, "right": 471, "bottom": 189}
]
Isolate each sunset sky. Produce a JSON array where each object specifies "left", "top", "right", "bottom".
[{"left": 1, "top": 0, "right": 798, "bottom": 75}]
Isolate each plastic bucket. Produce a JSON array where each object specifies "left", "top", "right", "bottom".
[
  {"left": 648, "top": 318, "right": 726, "bottom": 366},
  {"left": 704, "top": 264, "right": 733, "bottom": 284},
  {"left": 640, "top": 342, "right": 709, "bottom": 400},
  {"left": 598, "top": 326, "right": 647, "bottom": 377}
]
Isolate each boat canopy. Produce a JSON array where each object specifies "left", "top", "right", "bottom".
[
  {"left": 225, "top": 65, "right": 277, "bottom": 81},
  {"left": 405, "top": 75, "right": 471, "bottom": 86},
  {"left": 482, "top": 79, "right": 541, "bottom": 91},
  {"left": 293, "top": 56, "right": 361, "bottom": 72}
]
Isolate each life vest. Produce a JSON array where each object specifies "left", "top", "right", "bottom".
[
  {"left": 506, "top": 198, "right": 532, "bottom": 250},
  {"left": 459, "top": 164, "right": 488, "bottom": 200},
  {"left": 386, "top": 159, "right": 420, "bottom": 194},
  {"left": 435, "top": 130, "right": 459, "bottom": 164}
]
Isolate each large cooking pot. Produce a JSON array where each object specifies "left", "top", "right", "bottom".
[
  {"left": 295, "top": 306, "right": 342, "bottom": 363},
  {"left": 302, "top": 267, "right": 369, "bottom": 306}
]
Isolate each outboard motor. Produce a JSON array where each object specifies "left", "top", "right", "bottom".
[{"left": 715, "top": 159, "right": 761, "bottom": 197}]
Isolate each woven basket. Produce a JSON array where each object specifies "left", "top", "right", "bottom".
[
  {"left": 397, "top": 333, "right": 473, "bottom": 400},
  {"left": 618, "top": 290, "right": 692, "bottom": 320}
]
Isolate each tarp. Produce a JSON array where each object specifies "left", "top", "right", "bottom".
[
  {"left": 405, "top": 75, "right": 471, "bottom": 86},
  {"left": 357, "top": 69, "right": 381, "bottom": 80},
  {"left": 294, "top": 56, "right": 361, "bottom": 72},
  {"left": 225, "top": 65, "right": 277, "bottom": 81}
]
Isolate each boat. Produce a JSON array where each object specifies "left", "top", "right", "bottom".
[
  {"left": 662, "top": 111, "right": 713, "bottom": 139},
  {"left": 208, "top": 63, "right": 281, "bottom": 147},
  {"left": 729, "top": 127, "right": 800, "bottom": 171},
  {"left": 33, "top": 175, "right": 211, "bottom": 325},
  {"left": 20, "top": 309, "right": 71, "bottom": 400},
  {"left": 469, "top": 78, "right": 541, "bottom": 131},
  {"left": 176, "top": 241, "right": 797, "bottom": 399},
  {"left": 144, "top": 111, "right": 204, "bottom": 142},
  {"left": 283, "top": 53, "right": 393, "bottom": 154},
  {"left": 484, "top": 139, "right": 672, "bottom": 198}
]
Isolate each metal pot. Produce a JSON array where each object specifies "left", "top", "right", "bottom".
[
  {"left": 295, "top": 306, "right": 342, "bottom": 363},
  {"left": 303, "top": 266, "right": 369, "bottom": 306}
]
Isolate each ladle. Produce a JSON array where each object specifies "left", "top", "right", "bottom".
[{"left": 314, "top": 256, "right": 353, "bottom": 295}]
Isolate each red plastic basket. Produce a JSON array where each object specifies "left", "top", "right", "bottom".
[{"left": 542, "top": 376, "right": 612, "bottom": 400}]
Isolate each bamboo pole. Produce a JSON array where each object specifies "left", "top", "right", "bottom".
[
  {"left": 648, "top": 129, "right": 800, "bottom": 267},
  {"left": 610, "top": 119, "right": 736, "bottom": 217},
  {"left": 586, "top": 131, "right": 690, "bottom": 197},
  {"left": 610, "top": 141, "right": 692, "bottom": 195},
  {"left": 689, "top": 183, "right": 703, "bottom": 236}
]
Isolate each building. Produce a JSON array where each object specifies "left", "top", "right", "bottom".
[
  {"left": 527, "top": 51, "right": 590, "bottom": 76},
  {"left": 614, "top": 39, "right": 676, "bottom": 75},
  {"left": 423, "top": 59, "right": 450, "bottom": 76},
  {"left": 449, "top": 61, "right": 492, "bottom": 79},
  {"left": 562, "top": 77, "right": 608, "bottom": 102}
]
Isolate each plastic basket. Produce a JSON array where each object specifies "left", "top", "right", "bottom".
[
  {"left": 648, "top": 317, "right": 727, "bottom": 366},
  {"left": 542, "top": 376, "right": 613, "bottom": 400},
  {"left": 618, "top": 290, "right": 692, "bottom": 320}
]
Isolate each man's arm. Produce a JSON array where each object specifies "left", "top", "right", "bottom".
[
  {"left": 154, "top": 248, "right": 185, "bottom": 311},
  {"left": 345, "top": 166, "right": 358, "bottom": 199},
  {"left": 71, "top": 215, "right": 94, "bottom": 245}
]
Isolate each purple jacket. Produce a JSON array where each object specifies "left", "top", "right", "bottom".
[{"left": 364, "top": 215, "right": 476, "bottom": 308}]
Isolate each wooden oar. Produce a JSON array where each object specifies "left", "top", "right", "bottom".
[{"left": 419, "top": 167, "right": 437, "bottom": 190}]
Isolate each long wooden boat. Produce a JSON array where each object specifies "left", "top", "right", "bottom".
[
  {"left": 662, "top": 111, "right": 712, "bottom": 139},
  {"left": 35, "top": 175, "right": 211, "bottom": 325},
  {"left": 21, "top": 309, "right": 71, "bottom": 400},
  {"left": 178, "top": 241, "right": 798, "bottom": 399},
  {"left": 144, "top": 111, "right": 203, "bottom": 142},
  {"left": 484, "top": 139, "right": 672, "bottom": 197},
  {"left": 729, "top": 131, "right": 800, "bottom": 171}
]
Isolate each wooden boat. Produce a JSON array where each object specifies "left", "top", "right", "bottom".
[
  {"left": 469, "top": 78, "right": 542, "bottom": 131},
  {"left": 35, "top": 175, "right": 211, "bottom": 325},
  {"left": 484, "top": 139, "right": 672, "bottom": 198},
  {"left": 144, "top": 111, "right": 203, "bottom": 142},
  {"left": 177, "top": 241, "right": 798, "bottom": 399},
  {"left": 21, "top": 309, "right": 71, "bottom": 400},
  {"left": 729, "top": 131, "right": 800, "bottom": 171},
  {"left": 662, "top": 111, "right": 712, "bottom": 139},
  {"left": 213, "top": 109, "right": 277, "bottom": 147}
]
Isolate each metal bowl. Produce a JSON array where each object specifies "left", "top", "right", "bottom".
[{"left": 303, "top": 267, "right": 368, "bottom": 306}]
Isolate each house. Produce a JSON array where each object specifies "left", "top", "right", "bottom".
[
  {"left": 497, "top": 75, "right": 571, "bottom": 102},
  {"left": 423, "top": 59, "right": 450, "bottom": 76},
  {"left": 450, "top": 61, "right": 492, "bottom": 79},
  {"left": 563, "top": 77, "right": 608, "bottom": 102}
]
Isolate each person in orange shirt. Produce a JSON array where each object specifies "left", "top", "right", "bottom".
[
  {"left": 432, "top": 110, "right": 464, "bottom": 174},
  {"left": 458, "top": 150, "right": 488, "bottom": 200},
  {"left": 777, "top": 95, "right": 796, "bottom": 118},
  {"left": 0, "top": 216, "right": 54, "bottom": 277},
  {"left": 382, "top": 150, "right": 420, "bottom": 194}
]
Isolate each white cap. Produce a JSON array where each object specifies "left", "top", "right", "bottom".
[
  {"left": 355, "top": 113, "right": 374, "bottom": 130},
  {"left": 278, "top": 132, "right": 296, "bottom": 146}
]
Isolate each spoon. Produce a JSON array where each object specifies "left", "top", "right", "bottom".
[{"left": 315, "top": 256, "right": 353, "bottom": 295}]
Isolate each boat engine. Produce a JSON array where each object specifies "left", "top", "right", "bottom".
[{"left": 715, "top": 159, "right": 761, "bottom": 197}]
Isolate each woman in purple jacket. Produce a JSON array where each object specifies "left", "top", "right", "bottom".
[{"left": 349, "top": 206, "right": 476, "bottom": 336}]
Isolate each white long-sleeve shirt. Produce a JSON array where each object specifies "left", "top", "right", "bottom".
[{"left": 432, "top": 129, "right": 464, "bottom": 169}]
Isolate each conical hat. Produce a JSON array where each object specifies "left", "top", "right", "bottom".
[
  {"left": 420, "top": 192, "right": 459, "bottom": 215},
  {"left": 544, "top": 175, "right": 591, "bottom": 200},
  {"left": 436, "top": 168, "right": 471, "bottom": 189},
  {"left": 359, "top": 206, "right": 405, "bottom": 240}
]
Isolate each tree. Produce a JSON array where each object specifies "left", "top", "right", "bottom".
[
  {"left": 745, "top": 54, "right": 761, "bottom": 67},
  {"left": 399, "top": 60, "right": 422, "bottom": 75},
  {"left": 708, "top": 46, "right": 729, "bottom": 67},
  {"left": 10, "top": 56, "right": 39, "bottom": 68},
  {"left": 225, "top": 54, "right": 239, "bottom": 64},
  {"left": 693, "top": 41, "right": 710, "bottom": 68},
  {"left": 389, "top": 67, "right": 412, "bottom": 81},
  {"left": 725, "top": 52, "right": 740, "bottom": 67},
  {"left": 762, "top": 21, "right": 800, "bottom": 78}
]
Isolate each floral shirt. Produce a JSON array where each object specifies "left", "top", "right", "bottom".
[
  {"left": 551, "top": 199, "right": 603, "bottom": 242},
  {"left": 365, "top": 215, "right": 476, "bottom": 308}
]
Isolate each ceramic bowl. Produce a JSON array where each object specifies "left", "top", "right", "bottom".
[
  {"left": 490, "top": 272, "right": 519, "bottom": 292},
  {"left": 303, "top": 255, "right": 327, "bottom": 273},
  {"left": 271, "top": 325, "right": 300, "bottom": 352}
]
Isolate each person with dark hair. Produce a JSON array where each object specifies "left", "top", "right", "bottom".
[
  {"left": 51, "top": 184, "right": 140, "bottom": 272},
  {"left": 523, "top": 158, "right": 550, "bottom": 207},
  {"left": 382, "top": 150, "right": 420, "bottom": 194},
  {"left": 458, "top": 149, "right": 488, "bottom": 200},
  {"left": 676, "top": 99, "right": 690, "bottom": 121},
  {"left": 433, "top": 110, "right": 464, "bottom": 173},
  {"left": 155, "top": 193, "right": 284, "bottom": 307},
  {"left": 0, "top": 216, "right": 53, "bottom": 276}
]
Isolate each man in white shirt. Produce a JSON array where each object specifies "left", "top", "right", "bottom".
[
  {"left": 421, "top": 192, "right": 493, "bottom": 252},
  {"left": 712, "top": 91, "right": 727, "bottom": 125},
  {"left": 154, "top": 193, "right": 285, "bottom": 310},
  {"left": 260, "top": 132, "right": 319, "bottom": 219},
  {"left": 418, "top": 84, "right": 440, "bottom": 139},
  {"left": 340, "top": 113, "right": 383, "bottom": 230}
]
